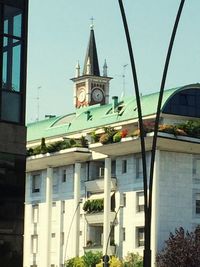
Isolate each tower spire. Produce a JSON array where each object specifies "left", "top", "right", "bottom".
[{"left": 83, "top": 25, "right": 100, "bottom": 76}]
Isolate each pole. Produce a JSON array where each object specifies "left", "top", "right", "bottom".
[
  {"left": 118, "top": 0, "right": 149, "bottom": 265},
  {"left": 117, "top": 1, "right": 185, "bottom": 266}
]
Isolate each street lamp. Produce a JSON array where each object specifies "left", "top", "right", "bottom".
[
  {"left": 63, "top": 199, "right": 82, "bottom": 264},
  {"left": 103, "top": 204, "right": 124, "bottom": 267},
  {"left": 117, "top": 0, "right": 185, "bottom": 266}
]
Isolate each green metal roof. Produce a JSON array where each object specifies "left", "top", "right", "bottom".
[{"left": 26, "top": 85, "right": 189, "bottom": 142}]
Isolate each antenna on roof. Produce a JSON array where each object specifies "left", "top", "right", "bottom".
[
  {"left": 121, "top": 64, "right": 128, "bottom": 98},
  {"left": 36, "top": 86, "right": 41, "bottom": 121}
]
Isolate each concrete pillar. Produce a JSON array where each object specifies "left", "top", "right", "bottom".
[
  {"left": 151, "top": 150, "right": 160, "bottom": 267},
  {"left": 103, "top": 157, "right": 111, "bottom": 255},
  {"left": 45, "top": 167, "right": 53, "bottom": 267},
  {"left": 74, "top": 162, "right": 81, "bottom": 257}
]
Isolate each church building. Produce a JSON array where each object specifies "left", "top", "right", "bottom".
[{"left": 23, "top": 26, "right": 200, "bottom": 267}]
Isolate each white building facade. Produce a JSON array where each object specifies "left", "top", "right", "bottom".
[{"left": 23, "top": 27, "right": 200, "bottom": 267}]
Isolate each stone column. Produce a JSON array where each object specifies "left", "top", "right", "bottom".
[
  {"left": 45, "top": 167, "right": 53, "bottom": 267},
  {"left": 103, "top": 157, "right": 111, "bottom": 254},
  {"left": 74, "top": 162, "right": 81, "bottom": 257}
]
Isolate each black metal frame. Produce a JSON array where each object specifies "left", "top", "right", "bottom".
[{"left": 117, "top": 0, "right": 186, "bottom": 266}]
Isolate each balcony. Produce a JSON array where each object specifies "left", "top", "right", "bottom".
[
  {"left": 84, "top": 211, "right": 116, "bottom": 224},
  {"left": 84, "top": 245, "right": 116, "bottom": 255},
  {"left": 89, "top": 133, "right": 200, "bottom": 157},
  {"left": 26, "top": 147, "right": 91, "bottom": 172},
  {"left": 85, "top": 177, "right": 117, "bottom": 192}
]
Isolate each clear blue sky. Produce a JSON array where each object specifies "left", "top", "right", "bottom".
[{"left": 26, "top": 0, "right": 200, "bottom": 123}]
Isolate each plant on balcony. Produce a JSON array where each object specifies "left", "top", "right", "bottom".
[
  {"left": 83, "top": 199, "right": 104, "bottom": 213},
  {"left": 99, "top": 133, "right": 110, "bottom": 144},
  {"left": 80, "top": 135, "right": 88, "bottom": 148},
  {"left": 91, "top": 131, "right": 100, "bottom": 143},
  {"left": 120, "top": 128, "right": 128, "bottom": 138},
  {"left": 113, "top": 132, "right": 122, "bottom": 143},
  {"left": 27, "top": 136, "right": 89, "bottom": 157},
  {"left": 99, "top": 127, "right": 117, "bottom": 144},
  {"left": 177, "top": 120, "right": 200, "bottom": 138}
]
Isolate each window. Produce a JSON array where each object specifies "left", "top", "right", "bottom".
[
  {"left": 137, "top": 192, "right": 144, "bottom": 212},
  {"left": 52, "top": 202, "right": 56, "bottom": 222},
  {"left": 123, "top": 193, "right": 126, "bottom": 207},
  {"left": 136, "top": 156, "right": 143, "bottom": 179},
  {"left": 137, "top": 227, "right": 144, "bottom": 247},
  {"left": 53, "top": 170, "right": 58, "bottom": 193},
  {"left": 32, "top": 174, "right": 40, "bottom": 193},
  {"left": 193, "top": 157, "right": 200, "bottom": 179},
  {"left": 61, "top": 201, "right": 65, "bottom": 214},
  {"left": 111, "top": 160, "right": 116, "bottom": 177},
  {"left": 31, "top": 235, "right": 38, "bottom": 254},
  {"left": 123, "top": 227, "right": 126, "bottom": 241},
  {"left": 122, "top": 160, "right": 127, "bottom": 174},
  {"left": 51, "top": 233, "right": 56, "bottom": 252},
  {"left": 196, "top": 194, "right": 200, "bottom": 214},
  {"left": 32, "top": 204, "right": 39, "bottom": 223},
  {"left": 62, "top": 169, "right": 66, "bottom": 182}
]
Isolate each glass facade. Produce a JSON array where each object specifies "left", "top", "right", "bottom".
[
  {"left": 0, "top": 1, "right": 28, "bottom": 266},
  {"left": 0, "top": 0, "right": 28, "bottom": 124},
  {"left": 0, "top": 152, "right": 25, "bottom": 267},
  {"left": 163, "top": 88, "right": 200, "bottom": 118}
]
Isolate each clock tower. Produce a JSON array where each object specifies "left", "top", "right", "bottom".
[{"left": 71, "top": 25, "right": 112, "bottom": 108}]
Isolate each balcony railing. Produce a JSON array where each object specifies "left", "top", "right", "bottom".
[{"left": 85, "top": 177, "right": 117, "bottom": 192}]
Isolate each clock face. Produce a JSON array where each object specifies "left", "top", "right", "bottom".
[
  {"left": 92, "top": 88, "right": 104, "bottom": 102},
  {"left": 78, "top": 88, "right": 86, "bottom": 102}
]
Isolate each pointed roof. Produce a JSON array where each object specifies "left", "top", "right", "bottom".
[{"left": 83, "top": 27, "right": 100, "bottom": 76}]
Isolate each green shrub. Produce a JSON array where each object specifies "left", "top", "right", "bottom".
[
  {"left": 83, "top": 199, "right": 104, "bottom": 213},
  {"left": 83, "top": 251, "right": 102, "bottom": 267},
  {"left": 40, "top": 137, "right": 47, "bottom": 154},
  {"left": 123, "top": 252, "right": 143, "bottom": 267},
  {"left": 113, "top": 132, "right": 122, "bottom": 143},
  {"left": 91, "top": 131, "right": 100, "bottom": 143},
  {"left": 65, "top": 256, "right": 84, "bottom": 267}
]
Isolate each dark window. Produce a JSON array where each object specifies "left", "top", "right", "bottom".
[
  {"left": 62, "top": 169, "right": 66, "bottom": 182},
  {"left": 137, "top": 227, "right": 144, "bottom": 247},
  {"left": 123, "top": 227, "right": 126, "bottom": 241},
  {"left": 122, "top": 160, "right": 127, "bottom": 174},
  {"left": 196, "top": 194, "right": 200, "bottom": 214},
  {"left": 32, "top": 174, "right": 40, "bottom": 193}
]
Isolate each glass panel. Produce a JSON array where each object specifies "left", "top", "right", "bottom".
[
  {"left": 2, "top": 37, "right": 21, "bottom": 92},
  {"left": 13, "top": 14, "right": 22, "bottom": 37},
  {"left": 1, "top": 91, "right": 21, "bottom": 122},
  {"left": 2, "top": 52, "right": 7, "bottom": 89},
  {"left": 12, "top": 42, "right": 21, "bottom": 91},
  {"left": 4, "top": 5, "right": 22, "bottom": 37}
]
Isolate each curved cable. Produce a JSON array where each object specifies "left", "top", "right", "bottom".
[{"left": 148, "top": 0, "right": 185, "bottom": 249}]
